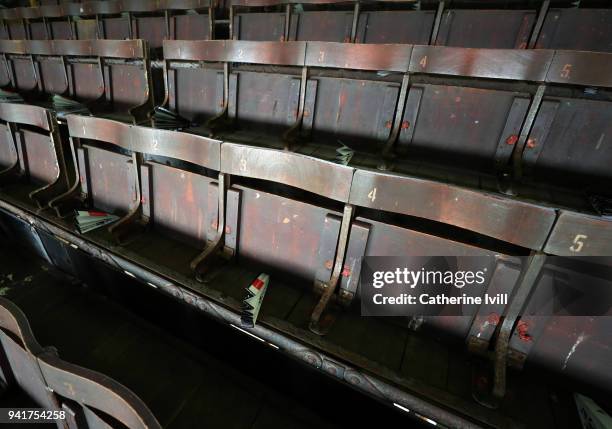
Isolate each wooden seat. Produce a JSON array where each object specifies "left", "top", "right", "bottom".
[{"left": 0, "top": 39, "right": 154, "bottom": 124}]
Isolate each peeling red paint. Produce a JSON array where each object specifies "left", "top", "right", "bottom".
[
  {"left": 487, "top": 313, "right": 500, "bottom": 326},
  {"left": 517, "top": 320, "right": 532, "bottom": 342},
  {"left": 505, "top": 135, "right": 518, "bottom": 146},
  {"left": 185, "top": 179, "right": 195, "bottom": 204},
  {"left": 341, "top": 266, "right": 351, "bottom": 277}
]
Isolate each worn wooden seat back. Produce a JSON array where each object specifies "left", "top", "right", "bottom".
[
  {"left": 0, "top": 297, "right": 162, "bottom": 429},
  {"left": 162, "top": 40, "right": 306, "bottom": 136},
  {"left": 231, "top": 0, "right": 435, "bottom": 44},
  {"left": 522, "top": 50, "right": 612, "bottom": 196},
  {"left": 0, "top": 40, "right": 37, "bottom": 93},
  {"left": 220, "top": 142, "right": 353, "bottom": 286},
  {"left": 66, "top": 114, "right": 221, "bottom": 247},
  {"left": 434, "top": 8, "right": 537, "bottom": 49},
  {"left": 391, "top": 46, "right": 554, "bottom": 176},
  {"left": 0, "top": 39, "right": 153, "bottom": 123},
  {"left": 304, "top": 42, "right": 412, "bottom": 152},
  {"left": 0, "top": 103, "right": 68, "bottom": 208},
  {"left": 535, "top": 8, "right": 612, "bottom": 52},
  {"left": 98, "top": 0, "right": 214, "bottom": 52}
]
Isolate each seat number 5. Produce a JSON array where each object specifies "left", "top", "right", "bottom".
[{"left": 569, "top": 234, "right": 587, "bottom": 253}]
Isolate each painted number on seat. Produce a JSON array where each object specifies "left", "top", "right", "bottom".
[{"left": 570, "top": 234, "right": 587, "bottom": 253}]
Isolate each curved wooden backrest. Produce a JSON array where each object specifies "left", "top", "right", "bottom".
[
  {"left": 123, "top": 0, "right": 212, "bottom": 11},
  {"left": 230, "top": 0, "right": 415, "bottom": 5},
  {"left": 0, "top": 40, "right": 28, "bottom": 55},
  {"left": 75, "top": 1, "right": 123, "bottom": 15},
  {"left": 546, "top": 50, "right": 612, "bottom": 88},
  {"left": 349, "top": 169, "right": 557, "bottom": 250},
  {"left": 160, "top": 40, "right": 612, "bottom": 89},
  {"left": 67, "top": 114, "right": 221, "bottom": 170},
  {"left": 0, "top": 0, "right": 212, "bottom": 20},
  {"left": 221, "top": 143, "right": 354, "bottom": 203},
  {"left": 0, "top": 297, "right": 162, "bottom": 429},
  {"left": 164, "top": 40, "right": 306, "bottom": 66},
  {"left": 0, "top": 103, "right": 51, "bottom": 131},
  {"left": 0, "top": 8, "right": 19, "bottom": 20},
  {"left": 94, "top": 39, "right": 148, "bottom": 59},
  {"left": 161, "top": 0, "right": 213, "bottom": 8},
  {"left": 305, "top": 42, "right": 412, "bottom": 72},
  {"left": 163, "top": 40, "right": 413, "bottom": 72},
  {"left": 49, "top": 39, "right": 95, "bottom": 56},
  {"left": 0, "top": 298, "right": 45, "bottom": 356},
  {"left": 0, "top": 39, "right": 148, "bottom": 59},
  {"left": 0, "top": 7, "right": 42, "bottom": 20},
  {"left": 38, "top": 357, "right": 162, "bottom": 429},
  {"left": 409, "top": 46, "right": 554, "bottom": 81}
]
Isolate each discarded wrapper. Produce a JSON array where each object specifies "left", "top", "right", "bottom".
[
  {"left": 75, "top": 210, "right": 120, "bottom": 234},
  {"left": 241, "top": 273, "right": 270, "bottom": 328}
]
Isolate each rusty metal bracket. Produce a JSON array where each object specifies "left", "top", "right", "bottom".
[
  {"left": 29, "top": 113, "right": 70, "bottom": 211},
  {"left": 429, "top": 1, "right": 445, "bottom": 45},
  {"left": 108, "top": 151, "right": 147, "bottom": 244},
  {"left": 190, "top": 172, "right": 229, "bottom": 281},
  {"left": 349, "top": 2, "right": 360, "bottom": 43},
  {"left": 204, "top": 62, "right": 230, "bottom": 135},
  {"left": 42, "top": 16, "right": 50, "bottom": 40},
  {"left": 511, "top": 84, "right": 546, "bottom": 181},
  {"left": 527, "top": 0, "right": 550, "bottom": 49},
  {"left": 160, "top": 56, "right": 171, "bottom": 109},
  {"left": 379, "top": 73, "right": 410, "bottom": 170},
  {"left": 469, "top": 253, "right": 545, "bottom": 408},
  {"left": 283, "top": 4, "right": 291, "bottom": 42},
  {"left": 21, "top": 18, "right": 28, "bottom": 41},
  {"left": 282, "top": 66, "right": 308, "bottom": 150},
  {"left": 48, "top": 136, "right": 86, "bottom": 218},
  {"left": 129, "top": 46, "right": 155, "bottom": 125},
  {"left": 95, "top": 14, "right": 103, "bottom": 39},
  {"left": 209, "top": 5, "right": 215, "bottom": 41},
  {"left": 164, "top": 10, "right": 171, "bottom": 40},
  {"left": 127, "top": 11, "right": 134, "bottom": 40},
  {"left": 229, "top": 5, "right": 235, "bottom": 40},
  {"left": 491, "top": 252, "right": 545, "bottom": 400},
  {"left": 309, "top": 203, "right": 354, "bottom": 335},
  {"left": 338, "top": 220, "right": 370, "bottom": 307}
]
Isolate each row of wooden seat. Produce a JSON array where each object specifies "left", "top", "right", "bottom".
[
  {"left": 1, "top": 1, "right": 611, "bottom": 54},
  {"left": 0, "top": 100, "right": 610, "bottom": 408},
  {"left": 0, "top": 102, "right": 610, "bottom": 335},
  {"left": 4, "top": 39, "right": 610, "bottom": 200},
  {"left": 0, "top": 39, "right": 153, "bottom": 123},
  {"left": 231, "top": 0, "right": 612, "bottom": 52},
  {"left": 0, "top": 0, "right": 214, "bottom": 45},
  {"left": 0, "top": 1, "right": 610, "bottom": 419}
]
